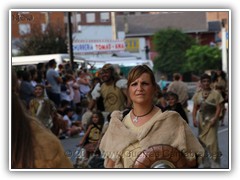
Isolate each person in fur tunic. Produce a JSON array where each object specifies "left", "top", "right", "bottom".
[
  {"left": 12, "top": 71, "right": 73, "bottom": 168},
  {"left": 99, "top": 65, "right": 204, "bottom": 168}
]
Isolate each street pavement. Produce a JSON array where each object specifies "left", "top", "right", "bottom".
[{"left": 60, "top": 100, "right": 230, "bottom": 169}]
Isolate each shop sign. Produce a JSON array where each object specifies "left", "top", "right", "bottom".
[
  {"left": 125, "top": 38, "right": 139, "bottom": 52},
  {"left": 73, "top": 39, "right": 125, "bottom": 54}
]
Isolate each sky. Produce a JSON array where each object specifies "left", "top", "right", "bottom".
[{"left": 3, "top": 0, "right": 238, "bottom": 179}]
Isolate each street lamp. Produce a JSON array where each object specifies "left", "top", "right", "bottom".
[{"left": 67, "top": 12, "right": 74, "bottom": 71}]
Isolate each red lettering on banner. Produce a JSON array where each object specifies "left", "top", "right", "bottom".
[
  {"left": 96, "top": 44, "right": 112, "bottom": 50},
  {"left": 115, "top": 44, "right": 124, "bottom": 49},
  {"left": 73, "top": 40, "right": 125, "bottom": 53}
]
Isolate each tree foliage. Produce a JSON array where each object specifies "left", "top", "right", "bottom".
[
  {"left": 184, "top": 45, "right": 222, "bottom": 75},
  {"left": 153, "top": 28, "right": 197, "bottom": 76},
  {"left": 16, "top": 24, "right": 68, "bottom": 56}
]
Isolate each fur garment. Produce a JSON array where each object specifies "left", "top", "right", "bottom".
[
  {"left": 91, "top": 79, "right": 127, "bottom": 100},
  {"left": 99, "top": 110, "right": 204, "bottom": 168}
]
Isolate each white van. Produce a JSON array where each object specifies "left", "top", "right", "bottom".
[
  {"left": 83, "top": 56, "right": 154, "bottom": 77},
  {"left": 12, "top": 53, "right": 153, "bottom": 75},
  {"left": 85, "top": 56, "right": 153, "bottom": 69},
  {"left": 12, "top": 53, "right": 85, "bottom": 68}
]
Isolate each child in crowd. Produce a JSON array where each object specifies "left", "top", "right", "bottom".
[
  {"left": 61, "top": 107, "right": 82, "bottom": 138},
  {"left": 57, "top": 100, "right": 71, "bottom": 116},
  {"left": 155, "top": 85, "right": 167, "bottom": 111},
  {"left": 164, "top": 91, "right": 189, "bottom": 123},
  {"left": 77, "top": 111, "right": 104, "bottom": 159}
]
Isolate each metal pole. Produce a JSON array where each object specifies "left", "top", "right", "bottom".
[
  {"left": 123, "top": 12, "right": 129, "bottom": 34},
  {"left": 111, "top": 12, "right": 116, "bottom": 40},
  {"left": 67, "top": 12, "right": 74, "bottom": 71},
  {"left": 221, "top": 22, "right": 227, "bottom": 73}
]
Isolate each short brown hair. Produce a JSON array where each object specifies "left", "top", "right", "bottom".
[
  {"left": 200, "top": 73, "right": 211, "bottom": 82},
  {"left": 173, "top": 73, "right": 181, "bottom": 80}
]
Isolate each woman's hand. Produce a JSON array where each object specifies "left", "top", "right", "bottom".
[
  {"left": 193, "top": 119, "right": 198, "bottom": 127},
  {"left": 87, "top": 124, "right": 94, "bottom": 130},
  {"left": 209, "top": 117, "right": 217, "bottom": 127},
  {"left": 78, "top": 141, "right": 84, "bottom": 147},
  {"left": 105, "top": 158, "right": 115, "bottom": 168}
]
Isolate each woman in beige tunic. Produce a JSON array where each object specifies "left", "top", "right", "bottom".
[
  {"left": 192, "top": 73, "right": 224, "bottom": 168},
  {"left": 99, "top": 65, "right": 204, "bottom": 168},
  {"left": 12, "top": 71, "right": 73, "bottom": 169}
]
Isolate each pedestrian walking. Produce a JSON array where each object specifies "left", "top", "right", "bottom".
[{"left": 192, "top": 73, "right": 224, "bottom": 168}]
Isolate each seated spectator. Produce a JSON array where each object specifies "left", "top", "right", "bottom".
[
  {"left": 61, "top": 107, "right": 82, "bottom": 138},
  {"left": 57, "top": 100, "right": 71, "bottom": 116}
]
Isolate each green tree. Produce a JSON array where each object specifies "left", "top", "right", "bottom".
[
  {"left": 153, "top": 28, "right": 197, "bottom": 76},
  {"left": 184, "top": 45, "right": 222, "bottom": 75},
  {"left": 16, "top": 24, "right": 67, "bottom": 56}
]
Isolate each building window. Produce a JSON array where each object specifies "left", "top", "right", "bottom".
[
  {"left": 19, "top": 24, "right": 31, "bottom": 35},
  {"left": 100, "top": 12, "right": 110, "bottom": 22},
  {"left": 76, "top": 13, "right": 81, "bottom": 24},
  {"left": 41, "top": 23, "right": 47, "bottom": 32},
  {"left": 86, "top": 13, "right": 95, "bottom": 23}
]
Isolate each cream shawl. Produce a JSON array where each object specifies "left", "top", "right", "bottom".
[{"left": 99, "top": 110, "right": 204, "bottom": 168}]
